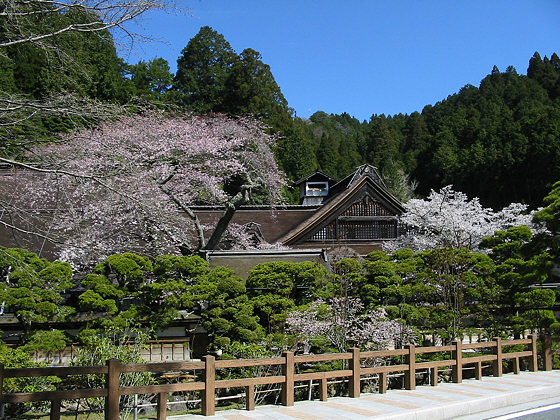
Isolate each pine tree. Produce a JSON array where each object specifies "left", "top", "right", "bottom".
[{"left": 129, "top": 58, "right": 173, "bottom": 101}]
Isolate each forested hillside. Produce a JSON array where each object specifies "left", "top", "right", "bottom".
[
  {"left": 2, "top": 16, "right": 559, "bottom": 209},
  {"left": 295, "top": 53, "right": 560, "bottom": 209},
  {"left": 0, "top": 3, "right": 142, "bottom": 157}
]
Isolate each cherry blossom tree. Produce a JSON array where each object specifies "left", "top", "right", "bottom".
[
  {"left": 286, "top": 297, "right": 415, "bottom": 353},
  {"left": 4, "top": 113, "right": 286, "bottom": 266},
  {"left": 386, "top": 185, "right": 533, "bottom": 252}
]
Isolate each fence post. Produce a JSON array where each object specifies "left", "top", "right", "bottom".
[
  {"left": 202, "top": 355, "right": 215, "bottom": 416},
  {"left": 105, "top": 359, "right": 121, "bottom": 420},
  {"left": 157, "top": 392, "right": 167, "bottom": 420},
  {"left": 528, "top": 334, "right": 538, "bottom": 372},
  {"left": 349, "top": 348, "right": 361, "bottom": 398},
  {"left": 404, "top": 344, "right": 416, "bottom": 390},
  {"left": 452, "top": 340, "right": 463, "bottom": 383},
  {"left": 50, "top": 400, "right": 61, "bottom": 420},
  {"left": 493, "top": 337, "right": 503, "bottom": 377},
  {"left": 319, "top": 377, "right": 328, "bottom": 401},
  {"left": 475, "top": 362, "right": 482, "bottom": 380},
  {"left": 281, "top": 351, "right": 294, "bottom": 406},
  {"left": 513, "top": 357, "right": 520, "bottom": 374},
  {"left": 379, "top": 372, "right": 388, "bottom": 393},
  {"left": 543, "top": 334, "right": 553, "bottom": 371},
  {"left": 245, "top": 385, "right": 255, "bottom": 411},
  {"left": 430, "top": 367, "right": 439, "bottom": 386}
]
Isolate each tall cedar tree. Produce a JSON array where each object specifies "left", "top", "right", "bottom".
[{"left": 173, "top": 26, "right": 236, "bottom": 113}]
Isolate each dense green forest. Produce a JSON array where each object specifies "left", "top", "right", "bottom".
[
  {"left": 285, "top": 53, "right": 560, "bottom": 209},
  {"left": 2, "top": 21, "right": 560, "bottom": 208}
]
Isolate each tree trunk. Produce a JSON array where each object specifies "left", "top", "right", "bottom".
[{"left": 203, "top": 189, "right": 248, "bottom": 251}]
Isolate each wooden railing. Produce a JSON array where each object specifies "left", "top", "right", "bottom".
[{"left": 0, "top": 335, "right": 547, "bottom": 420}]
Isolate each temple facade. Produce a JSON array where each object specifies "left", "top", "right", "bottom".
[{"left": 196, "top": 165, "right": 405, "bottom": 258}]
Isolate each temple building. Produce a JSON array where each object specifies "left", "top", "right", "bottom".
[{"left": 196, "top": 165, "right": 405, "bottom": 274}]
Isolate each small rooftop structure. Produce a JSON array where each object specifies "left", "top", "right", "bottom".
[{"left": 294, "top": 170, "right": 338, "bottom": 205}]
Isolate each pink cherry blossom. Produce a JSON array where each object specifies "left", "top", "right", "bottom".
[
  {"left": 385, "top": 185, "right": 534, "bottom": 252},
  {"left": 6, "top": 113, "right": 286, "bottom": 267},
  {"left": 286, "top": 297, "right": 415, "bottom": 353}
]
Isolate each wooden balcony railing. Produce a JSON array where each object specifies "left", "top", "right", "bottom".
[{"left": 0, "top": 334, "right": 548, "bottom": 420}]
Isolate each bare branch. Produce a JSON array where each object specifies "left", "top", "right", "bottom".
[
  {"left": 203, "top": 185, "right": 253, "bottom": 251},
  {"left": 0, "top": 92, "right": 123, "bottom": 127},
  {"left": 0, "top": 1, "right": 180, "bottom": 149},
  {"left": 0, "top": 1, "right": 174, "bottom": 48},
  {"left": 0, "top": 217, "right": 62, "bottom": 243},
  {"left": 160, "top": 185, "right": 206, "bottom": 251}
]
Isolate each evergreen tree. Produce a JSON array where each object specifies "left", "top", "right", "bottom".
[
  {"left": 365, "top": 115, "right": 401, "bottom": 175},
  {"left": 223, "top": 48, "right": 289, "bottom": 119},
  {"left": 402, "top": 112, "right": 428, "bottom": 172},
  {"left": 0, "top": 55, "right": 15, "bottom": 93},
  {"left": 173, "top": 26, "right": 236, "bottom": 113},
  {"left": 527, "top": 52, "right": 559, "bottom": 96},
  {"left": 275, "top": 118, "right": 317, "bottom": 182},
  {"left": 5, "top": 7, "right": 132, "bottom": 103},
  {"left": 336, "top": 136, "right": 361, "bottom": 179},
  {"left": 0, "top": 4, "right": 137, "bottom": 157},
  {"left": 316, "top": 133, "right": 339, "bottom": 177},
  {"left": 129, "top": 58, "right": 173, "bottom": 101},
  {"left": 481, "top": 226, "right": 553, "bottom": 336},
  {"left": 533, "top": 181, "right": 560, "bottom": 275}
]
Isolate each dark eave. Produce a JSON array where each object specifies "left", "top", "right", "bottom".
[{"left": 190, "top": 204, "right": 321, "bottom": 211}]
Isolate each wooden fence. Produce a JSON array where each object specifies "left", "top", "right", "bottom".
[{"left": 0, "top": 335, "right": 548, "bottom": 420}]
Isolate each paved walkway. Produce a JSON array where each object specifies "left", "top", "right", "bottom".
[{"left": 169, "top": 370, "right": 560, "bottom": 420}]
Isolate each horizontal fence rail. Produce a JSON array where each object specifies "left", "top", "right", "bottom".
[{"left": 0, "top": 334, "right": 549, "bottom": 420}]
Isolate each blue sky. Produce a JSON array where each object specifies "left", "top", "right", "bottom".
[{"left": 125, "top": 0, "right": 560, "bottom": 121}]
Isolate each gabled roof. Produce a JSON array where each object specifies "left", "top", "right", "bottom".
[
  {"left": 327, "top": 164, "right": 386, "bottom": 199},
  {"left": 278, "top": 172, "right": 404, "bottom": 246},
  {"left": 347, "top": 165, "right": 387, "bottom": 189}
]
